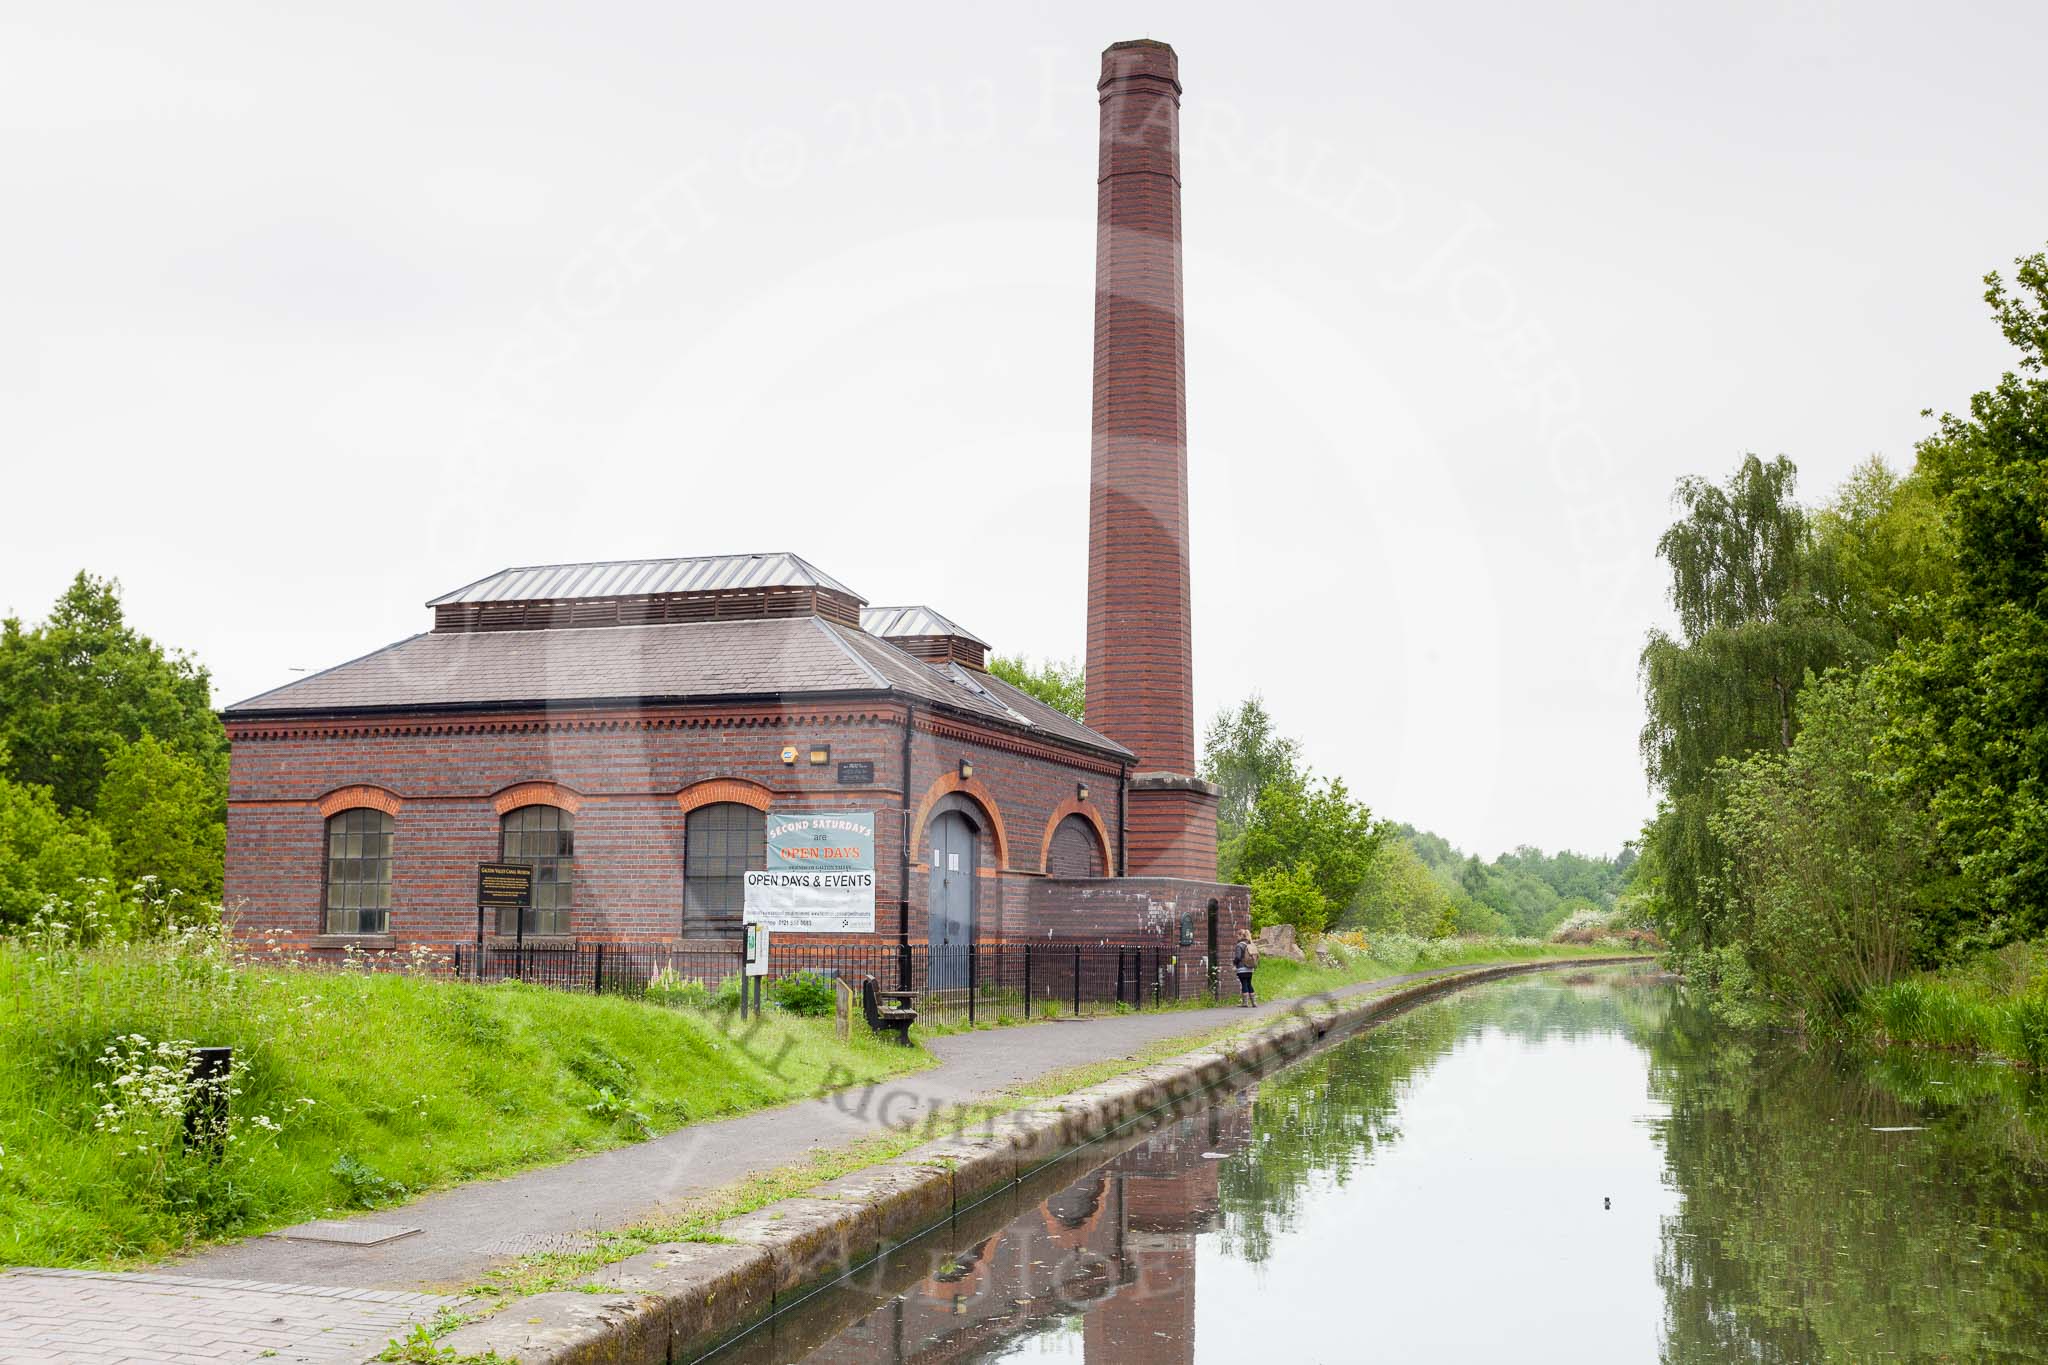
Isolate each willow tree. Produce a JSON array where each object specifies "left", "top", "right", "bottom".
[{"left": 1638, "top": 455, "right": 1868, "bottom": 953}]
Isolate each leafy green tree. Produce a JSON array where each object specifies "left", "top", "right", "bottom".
[
  {"left": 1712, "top": 669, "right": 1938, "bottom": 1022},
  {"left": 1247, "top": 861, "right": 1327, "bottom": 935},
  {"left": 1639, "top": 455, "right": 1869, "bottom": 952},
  {"left": 1810, "top": 457, "right": 1954, "bottom": 651},
  {"left": 985, "top": 654, "right": 1085, "bottom": 721},
  {"left": 1880, "top": 249, "right": 2048, "bottom": 947},
  {"left": 1222, "top": 773, "right": 1384, "bottom": 933},
  {"left": 0, "top": 771, "right": 116, "bottom": 927},
  {"left": 0, "top": 573, "right": 226, "bottom": 813},
  {"left": 95, "top": 734, "right": 226, "bottom": 902},
  {"left": 1346, "top": 838, "right": 1459, "bottom": 936},
  {"left": 1201, "top": 695, "right": 1303, "bottom": 843}
]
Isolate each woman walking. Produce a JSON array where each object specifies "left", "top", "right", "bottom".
[{"left": 1232, "top": 929, "right": 1258, "bottom": 1007}]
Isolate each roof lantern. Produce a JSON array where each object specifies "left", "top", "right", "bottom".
[
  {"left": 861, "top": 604, "right": 989, "bottom": 670},
  {"left": 427, "top": 552, "right": 864, "bottom": 633}
]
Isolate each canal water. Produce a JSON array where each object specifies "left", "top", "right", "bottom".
[{"left": 705, "top": 967, "right": 2048, "bottom": 1363}]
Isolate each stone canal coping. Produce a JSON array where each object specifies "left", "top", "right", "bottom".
[{"left": 438, "top": 955, "right": 1653, "bottom": 1364}]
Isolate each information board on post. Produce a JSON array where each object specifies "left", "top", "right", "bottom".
[
  {"left": 743, "top": 811, "right": 876, "bottom": 933},
  {"left": 475, "top": 861, "right": 534, "bottom": 952},
  {"left": 476, "top": 862, "right": 533, "bottom": 912}
]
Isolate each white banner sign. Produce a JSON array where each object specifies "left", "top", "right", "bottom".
[
  {"left": 743, "top": 870, "right": 877, "bottom": 933},
  {"left": 745, "top": 811, "right": 876, "bottom": 933}
]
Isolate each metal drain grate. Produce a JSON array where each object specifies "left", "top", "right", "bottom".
[{"left": 266, "top": 1220, "right": 422, "bottom": 1246}]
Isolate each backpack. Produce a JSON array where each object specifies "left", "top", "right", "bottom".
[{"left": 1236, "top": 938, "right": 1257, "bottom": 969}]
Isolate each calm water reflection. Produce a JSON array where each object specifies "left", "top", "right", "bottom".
[{"left": 709, "top": 969, "right": 2048, "bottom": 1363}]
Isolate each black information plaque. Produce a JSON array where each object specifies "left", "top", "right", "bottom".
[{"left": 476, "top": 861, "right": 533, "bottom": 910}]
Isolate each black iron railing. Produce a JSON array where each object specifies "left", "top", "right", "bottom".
[{"left": 391, "top": 938, "right": 1216, "bottom": 1023}]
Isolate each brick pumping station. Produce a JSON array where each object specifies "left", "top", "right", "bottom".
[{"left": 221, "top": 40, "right": 1249, "bottom": 994}]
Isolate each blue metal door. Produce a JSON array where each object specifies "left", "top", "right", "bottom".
[{"left": 927, "top": 812, "right": 977, "bottom": 989}]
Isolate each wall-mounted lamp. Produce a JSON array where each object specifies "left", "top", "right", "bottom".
[
  {"left": 807, "top": 744, "right": 832, "bottom": 767},
  {"left": 1076, "top": 781, "right": 1090, "bottom": 803},
  {"left": 779, "top": 744, "right": 799, "bottom": 766},
  {"left": 958, "top": 758, "right": 973, "bottom": 781}
]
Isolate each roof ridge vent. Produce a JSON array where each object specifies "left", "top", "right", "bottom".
[{"left": 861, "top": 604, "right": 988, "bottom": 669}]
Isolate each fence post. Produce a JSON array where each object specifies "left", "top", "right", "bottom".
[
  {"left": 593, "top": 942, "right": 604, "bottom": 995},
  {"left": 1073, "top": 945, "right": 1082, "bottom": 1017},
  {"left": 1024, "top": 943, "right": 1032, "bottom": 1020},
  {"left": 1115, "top": 950, "right": 1125, "bottom": 1008},
  {"left": 968, "top": 944, "right": 977, "bottom": 1027}
]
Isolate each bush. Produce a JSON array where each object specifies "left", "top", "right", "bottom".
[
  {"left": 644, "top": 968, "right": 745, "bottom": 1013},
  {"left": 94, "top": 735, "right": 224, "bottom": 904},
  {"left": 767, "top": 969, "right": 837, "bottom": 1017},
  {"left": 645, "top": 968, "right": 709, "bottom": 1010},
  {"left": 330, "top": 1153, "right": 407, "bottom": 1208},
  {"left": 1248, "top": 863, "right": 1328, "bottom": 936},
  {"left": 1710, "top": 669, "right": 1933, "bottom": 1026},
  {"left": 0, "top": 778, "right": 116, "bottom": 930}
]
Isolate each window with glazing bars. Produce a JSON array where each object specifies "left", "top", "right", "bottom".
[
  {"left": 684, "top": 803, "right": 765, "bottom": 935},
  {"left": 500, "top": 805, "right": 573, "bottom": 935},
  {"left": 324, "top": 808, "right": 393, "bottom": 935}
]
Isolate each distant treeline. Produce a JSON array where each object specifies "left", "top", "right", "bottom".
[{"left": 1370, "top": 824, "right": 1635, "bottom": 939}]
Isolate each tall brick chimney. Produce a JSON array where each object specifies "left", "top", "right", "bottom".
[{"left": 1085, "top": 40, "right": 1221, "bottom": 880}]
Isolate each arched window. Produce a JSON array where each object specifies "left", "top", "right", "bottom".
[
  {"left": 685, "top": 802, "right": 765, "bottom": 937},
  {"left": 1046, "top": 813, "right": 1107, "bottom": 878},
  {"left": 501, "top": 805, "right": 573, "bottom": 935},
  {"left": 325, "top": 808, "right": 393, "bottom": 935}
]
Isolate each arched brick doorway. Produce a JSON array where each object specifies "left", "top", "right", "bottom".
[{"left": 927, "top": 810, "right": 978, "bottom": 989}]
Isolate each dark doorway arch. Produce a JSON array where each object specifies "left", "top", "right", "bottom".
[
  {"left": 1046, "top": 812, "right": 1108, "bottom": 877},
  {"left": 927, "top": 810, "right": 978, "bottom": 988}
]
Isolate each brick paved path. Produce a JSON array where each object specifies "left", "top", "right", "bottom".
[{"left": 0, "top": 1268, "right": 464, "bottom": 1364}]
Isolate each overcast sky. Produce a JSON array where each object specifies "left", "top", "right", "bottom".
[{"left": 6, "top": 1, "right": 2044, "bottom": 859}]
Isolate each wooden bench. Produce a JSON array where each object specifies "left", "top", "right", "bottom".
[{"left": 862, "top": 976, "right": 917, "bottom": 1046}]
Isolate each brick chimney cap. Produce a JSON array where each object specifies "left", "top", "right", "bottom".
[{"left": 1099, "top": 39, "right": 1180, "bottom": 91}]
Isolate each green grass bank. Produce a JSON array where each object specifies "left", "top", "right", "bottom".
[
  {"left": 0, "top": 933, "right": 927, "bottom": 1267},
  {"left": 1855, "top": 940, "right": 2048, "bottom": 1070}
]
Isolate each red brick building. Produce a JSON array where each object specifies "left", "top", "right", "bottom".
[{"left": 220, "top": 39, "right": 1243, "bottom": 967}]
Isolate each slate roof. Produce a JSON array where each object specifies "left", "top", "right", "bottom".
[
  {"left": 860, "top": 605, "right": 988, "bottom": 646},
  {"left": 427, "top": 552, "right": 860, "bottom": 606},
  {"left": 224, "top": 616, "right": 1131, "bottom": 759}
]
